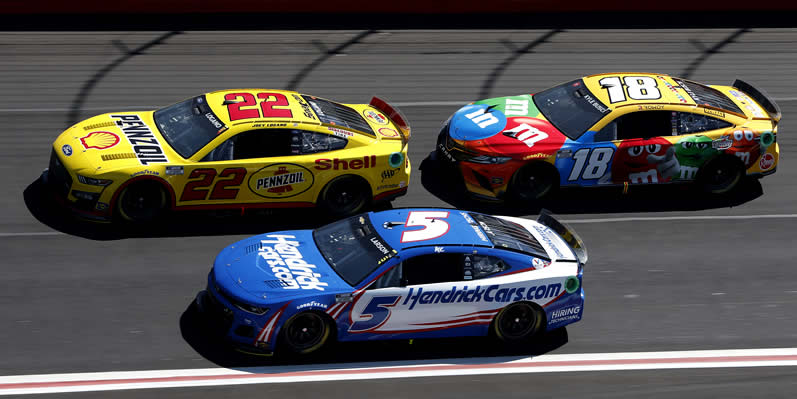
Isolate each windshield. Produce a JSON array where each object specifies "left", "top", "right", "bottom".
[
  {"left": 313, "top": 214, "right": 396, "bottom": 286},
  {"left": 153, "top": 95, "right": 228, "bottom": 158},
  {"left": 533, "top": 79, "right": 611, "bottom": 140}
]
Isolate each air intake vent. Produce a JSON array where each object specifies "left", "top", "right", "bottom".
[
  {"left": 245, "top": 243, "right": 262, "bottom": 254},
  {"left": 264, "top": 280, "right": 291, "bottom": 289},
  {"left": 101, "top": 153, "right": 136, "bottom": 161},
  {"left": 83, "top": 121, "right": 116, "bottom": 130}
]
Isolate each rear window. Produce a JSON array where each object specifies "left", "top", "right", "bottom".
[
  {"left": 302, "top": 95, "right": 375, "bottom": 135},
  {"left": 674, "top": 79, "right": 743, "bottom": 115},
  {"left": 469, "top": 213, "right": 548, "bottom": 258}
]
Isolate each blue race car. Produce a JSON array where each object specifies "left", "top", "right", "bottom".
[{"left": 195, "top": 208, "right": 587, "bottom": 355}]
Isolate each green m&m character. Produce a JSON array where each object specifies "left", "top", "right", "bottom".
[{"left": 675, "top": 135, "right": 717, "bottom": 180}]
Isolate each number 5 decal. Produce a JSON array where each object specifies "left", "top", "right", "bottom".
[
  {"left": 349, "top": 295, "right": 401, "bottom": 332},
  {"left": 400, "top": 211, "right": 450, "bottom": 243}
]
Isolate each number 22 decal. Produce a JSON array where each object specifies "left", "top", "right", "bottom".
[
  {"left": 224, "top": 92, "right": 293, "bottom": 121},
  {"left": 568, "top": 148, "right": 614, "bottom": 181},
  {"left": 400, "top": 211, "right": 450, "bottom": 243},
  {"left": 180, "top": 167, "right": 246, "bottom": 201},
  {"left": 599, "top": 76, "right": 661, "bottom": 103}
]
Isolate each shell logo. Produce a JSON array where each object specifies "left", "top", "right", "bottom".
[
  {"left": 378, "top": 127, "right": 400, "bottom": 137},
  {"left": 248, "top": 163, "right": 314, "bottom": 199},
  {"left": 80, "top": 131, "right": 120, "bottom": 150}
]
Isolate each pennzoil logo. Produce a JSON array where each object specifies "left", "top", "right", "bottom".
[
  {"left": 248, "top": 163, "right": 314, "bottom": 199},
  {"left": 111, "top": 114, "right": 168, "bottom": 165},
  {"left": 80, "top": 131, "right": 120, "bottom": 150},
  {"left": 363, "top": 109, "right": 388, "bottom": 125}
]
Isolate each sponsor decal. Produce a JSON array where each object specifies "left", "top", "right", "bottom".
[
  {"left": 490, "top": 177, "right": 504, "bottom": 185},
  {"left": 363, "top": 109, "right": 389, "bottom": 125},
  {"left": 315, "top": 156, "right": 376, "bottom": 170},
  {"left": 130, "top": 170, "right": 159, "bottom": 177},
  {"left": 293, "top": 94, "right": 317, "bottom": 120},
  {"left": 532, "top": 257, "right": 550, "bottom": 268},
  {"left": 437, "top": 142, "right": 456, "bottom": 162},
  {"left": 460, "top": 212, "right": 489, "bottom": 242},
  {"left": 728, "top": 90, "right": 766, "bottom": 118},
  {"left": 503, "top": 123, "right": 548, "bottom": 148},
  {"left": 61, "top": 144, "right": 72, "bottom": 156},
  {"left": 377, "top": 184, "right": 400, "bottom": 190},
  {"left": 504, "top": 98, "right": 530, "bottom": 116},
  {"left": 248, "top": 163, "right": 314, "bottom": 199},
  {"left": 257, "top": 234, "right": 328, "bottom": 291},
  {"left": 328, "top": 127, "right": 354, "bottom": 138},
  {"left": 582, "top": 93, "right": 609, "bottom": 114},
  {"left": 80, "top": 131, "right": 120, "bottom": 150},
  {"left": 703, "top": 108, "right": 725, "bottom": 118},
  {"left": 378, "top": 127, "right": 399, "bottom": 137},
  {"left": 637, "top": 104, "right": 665, "bottom": 111},
  {"left": 381, "top": 168, "right": 399, "bottom": 181},
  {"left": 675, "top": 79, "right": 701, "bottom": 103},
  {"left": 656, "top": 76, "right": 688, "bottom": 103},
  {"left": 95, "top": 202, "right": 109, "bottom": 211},
  {"left": 760, "top": 153, "right": 775, "bottom": 170},
  {"left": 712, "top": 136, "right": 733, "bottom": 150},
  {"left": 550, "top": 305, "right": 581, "bottom": 323},
  {"left": 434, "top": 246, "right": 445, "bottom": 253},
  {"left": 523, "top": 153, "right": 549, "bottom": 160},
  {"left": 111, "top": 114, "right": 168, "bottom": 165},
  {"left": 533, "top": 225, "right": 565, "bottom": 258},
  {"left": 165, "top": 166, "right": 184, "bottom": 175},
  {"left": 297, "top": 301, "right": 328, "bottom": 310},
  {"left": 401, "top": 283, "right": 562, "bottom": 310}
]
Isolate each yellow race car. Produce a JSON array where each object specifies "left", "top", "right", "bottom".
[{"left": 44, "top": 90, "right": 411, "bottom": 222}]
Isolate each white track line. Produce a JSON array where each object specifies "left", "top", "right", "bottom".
[
  {"left": 2, "top": 348, "right": 797, "bottom": 395},
  {"left": 2, "top": 213, "right": 796, "bottom": 238},
  {"left": 0, "top": 97, "right": 795, "bottom": 113}
]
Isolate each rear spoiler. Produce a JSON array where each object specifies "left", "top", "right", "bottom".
[
  {"left": 537, "top": 209, "right": 588, "bottom": 265},
  {"left": 370, "top": 96, "right": 411, "bottom": 151},
  {"left": 733, "top": 79, "right": 782, "bottom": 125}
]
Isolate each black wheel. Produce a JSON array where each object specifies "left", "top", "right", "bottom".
[
  {"left": 509, "top": 163, "right": 558, "bottom": 202},
  {"left": 319, "top": 176, "right": 370, "bottom": 218},
  {"left": 281, "top": 311, "right": 331, "bottom": 354},
  {"left": 115, "top": 181, "right": 168, "bottom": 222},
  {"left": 698, "top": 156, "right": 743, "bottom": 194},
  {"left": 493, "top": 302, "right": 542, "bottom": 342}
]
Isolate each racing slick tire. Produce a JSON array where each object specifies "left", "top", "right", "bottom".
[
  {"left": 279, "top": 311, "right": 333, "bottom": 355},
  {"left": 492, "top": 302, "right": 544, "bottom": 342},
  {"left": 508, "top": 162, "right": 559, "bottom": 203},
  {"left": 697, "top": 155, "right": 743, "bottom": 194},
  {"left": 115, "top": 180, "right": 168, "bottom": 223},
  {"left": 318, "top": 175, "right": 371, "bottom": 218}
]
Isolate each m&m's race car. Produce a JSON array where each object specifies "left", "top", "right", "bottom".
[
  {"left": 44, "top": 90, "right": 410, "bottom": 222},
  {"left": 434, "top": 73, "right": 780, "bottom": 201},
  {"left": 195, "top": 208, "right": 586, "bottom": 355}
]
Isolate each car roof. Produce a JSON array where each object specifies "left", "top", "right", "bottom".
[
  {"left": 368, "top": 208, "right": 494, "bottom": 251},
  {"left": 582, "top": 72, "right": 698, "bottom": 108}
]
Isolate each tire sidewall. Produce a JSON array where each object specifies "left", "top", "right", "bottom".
[
  {"left": 698, "top": 156, "right": 743, "bottom": 194},
  {"left": 115, "top": 181, "right": 168, "bottom": 223},
  {"left": 492, "top": 302, "right": 542, "bottom": 342},
  {"left": 509, "top": 162, "right": 559, "bottom": 202},
  {"left": 319, "top": 175, "right": 371, "bottom": 218},
  {"left": 279, "top": 311, "right": 332, "bottom": 355}
]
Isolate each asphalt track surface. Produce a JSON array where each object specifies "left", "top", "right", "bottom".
[{"left": 2, "top": 29, "right": 797, "bottom": 397}]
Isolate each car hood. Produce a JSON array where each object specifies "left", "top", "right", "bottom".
[
  {"left": 52, "top": 111, "right": 180, "bottom": 172},
  {"left": 447, "top": 95, "right": 568, "bottom": 159},
  {"left": 213, "top": 230, "right": 352, "bottom": 302}
]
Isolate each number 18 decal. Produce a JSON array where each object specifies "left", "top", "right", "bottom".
[
  {"left": 599, "top": 76, "right": 661, "bottom": 103},
  {"left": 400, "top": 211, "right": 450, "bottom": 243},
  {"left": 568, "top": 147, "right": 614, "bottom": 181}
]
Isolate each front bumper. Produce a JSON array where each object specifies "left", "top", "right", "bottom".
[
  {"left": 43, "top": 150, "right": 112, "bottom": 221},
  {"left": 195, "top": 273, "right": 277, "bottom": 354},
  {"left": 434, "top": 131, "right": 514, "bottom": 201}
]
